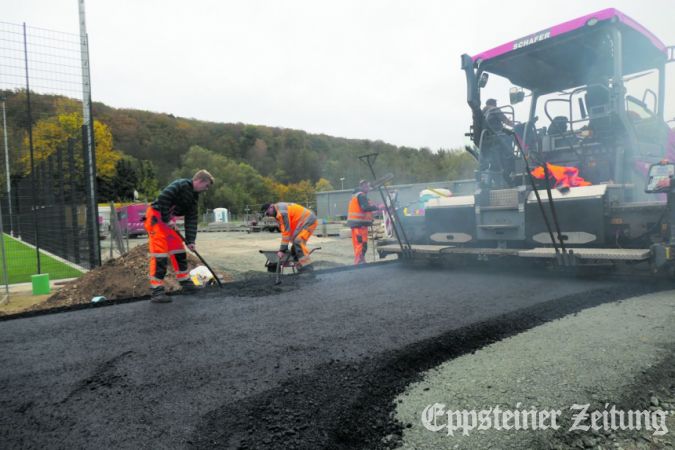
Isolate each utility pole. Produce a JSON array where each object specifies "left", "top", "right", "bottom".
[{"left": 1, "top": 97, "right": 13, "bottom": 236}]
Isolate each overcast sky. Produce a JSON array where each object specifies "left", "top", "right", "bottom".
[{"left": 3, "top": 0, "right": 675, "bottom": 150}]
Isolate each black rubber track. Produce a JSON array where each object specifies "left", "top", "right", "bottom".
[{"left": 0, "top": 263, "right": 669, "bottom": 448}]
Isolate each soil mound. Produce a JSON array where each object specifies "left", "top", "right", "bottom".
[{"left": 40, "top": 244, "right": 225, "bottom": 309}]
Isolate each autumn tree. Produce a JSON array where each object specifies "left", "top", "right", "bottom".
[
  {"left": 285, "top": 180, "right": 315, "bottom": 206},
  {"left": 314, "top": 178, "right": 334, "bottom": 192},
  {"left": 1, "top": 92, "right": 479, "bottom": 212},
  {"left": 21, "top": 110, "right": 121, "bottom": 179}
]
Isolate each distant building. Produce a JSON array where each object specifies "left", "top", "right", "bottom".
[{"left": 315, "top": 179, "right": 476, "bottom": 219}]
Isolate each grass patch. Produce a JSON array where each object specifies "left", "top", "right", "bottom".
[
  {"left": 0, "top": 234, "right": 84, "bottom": 284},
  {"left": 0, "top": 292, "right": 50, "bottom": 315}
]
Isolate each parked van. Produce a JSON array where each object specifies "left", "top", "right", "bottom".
[{"left": 116, "top": 203, "right": 149, "bottom": 238}]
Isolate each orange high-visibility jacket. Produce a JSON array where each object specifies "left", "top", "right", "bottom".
[
  {"left": 531, "top": 163, "right": 591, "bottom": 189},
  {"left": 347, "top": 192, "right": 374, "bottom": 228},
  {"left": 274, "top": 202, "right": 317, "bottom": 246}
]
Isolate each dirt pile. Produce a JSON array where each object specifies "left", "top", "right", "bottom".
[{"left": 40, "top": 244, "right": 229, "bottom": 309}]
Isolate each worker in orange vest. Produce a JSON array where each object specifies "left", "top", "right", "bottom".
[
  {"left": 262, "top": 202, "right": 317, "bottom": 271},
  {"left": 347, "top": 180, "right": 380, "bottom": 265},
  {"left": 144, "top": 169, "right": 215, "bottom": 303}
]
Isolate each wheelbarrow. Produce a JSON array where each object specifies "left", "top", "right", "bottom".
[{"left": 259, "top": 247, "right": 321, "bottom": 285}]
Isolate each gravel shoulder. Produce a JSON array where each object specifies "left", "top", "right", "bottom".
[{"left": 396, "top": 290, "right": 675, "bottom": 449}]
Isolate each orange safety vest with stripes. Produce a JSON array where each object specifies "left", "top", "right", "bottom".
[
  {"left": 275, "top": 202, "right": 317, "bottom": 246},
  {"left": 347, "top": 192, "right": 373, "bottom": 228}
]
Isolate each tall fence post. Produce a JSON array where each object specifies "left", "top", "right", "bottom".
[
  {"left": 56, "top": 148, "right": 67, "bottom": 259},
  {"left": 0, "top": 199, "right": 9, "bottom": 305},
  {"left": 1, "top": 99, "right": 13, "bottom": 237},
  {"left": 13, "top": 178, "right": 23, "bottom": 241},
  {"left": 81, "top": 125, "right": 97, "bottom": 268},
  {"left": 67, "top": 138, "right": 80, "bottom": 264},
  {"left": 79, "top": 1, "right": 100, "bottom": 267},
  {"left": 23, "top": 23, "right": 41, "bottom": 274}
]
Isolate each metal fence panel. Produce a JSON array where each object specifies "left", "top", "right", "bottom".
[{"left": 0, "top": 21, "right": 99, "bottom": 280}]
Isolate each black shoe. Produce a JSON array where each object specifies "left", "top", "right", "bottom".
[
  {"left": 150, "top": 286, "right": 171, "bottom": 303},
  {"left": 179, "top": 279, "right": 199, "bottom": 293}
]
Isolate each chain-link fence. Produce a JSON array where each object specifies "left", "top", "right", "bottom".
[{"left": 0, "top": 21, "right": 99, "bottom": 287}]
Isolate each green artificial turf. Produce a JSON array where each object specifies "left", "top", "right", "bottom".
[{"left": 0, "top": 234, "right": 84, "bottom": 284}]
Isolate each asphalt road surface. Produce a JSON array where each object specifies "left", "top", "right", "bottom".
[{"left": 0, "top": 263, "right": 666, "bottom": 448}]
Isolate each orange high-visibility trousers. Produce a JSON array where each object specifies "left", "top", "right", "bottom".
[
  {"left": 144, "top": 207, "right": 190, "bottom": 287},
  {"left": 293, "top": 221, "right": 317, "bottom": 266},
  {"left": 351, "top": 226, "right": 369, "bottom": 265}
]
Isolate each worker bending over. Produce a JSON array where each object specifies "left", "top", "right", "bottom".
[
  {"left": 145, "top": 169, "right": 214, "bottom": 303},
  {"left": 347, "top": 180, "right": 380, "bottom": 265},
  {"left": 262, "top": 202, "right": 317, "bottom": 272}
]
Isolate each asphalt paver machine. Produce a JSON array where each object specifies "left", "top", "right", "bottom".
[{"left": 379, "top": 9, "right": 675, "bottom": 275}]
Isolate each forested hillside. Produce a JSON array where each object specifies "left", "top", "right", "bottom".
[{"left": 1, "top": 90, "right": 476, "bottom": 212}]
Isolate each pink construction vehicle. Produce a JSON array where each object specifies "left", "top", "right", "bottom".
[{"left": 380, "top": 9, "right": 675, "bottom": 276}]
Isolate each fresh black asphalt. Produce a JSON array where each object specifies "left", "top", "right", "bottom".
[{"left": 0, "top": 263, "right": 665, "bottom": 448}]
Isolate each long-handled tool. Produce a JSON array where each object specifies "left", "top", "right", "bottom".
[
  {"left": 259, "top": 249, "right": 292, "bottom": 285},
  {"left": 358, "top": 153, "right": 413, "bottom": 258},
  {"left": 275, "top": 252, "right": 292, "bottom": 285},
  {"left": 370, "top": 225, "right": 376, "bottom": 262},
  {"left": 174, "top": 228, "right": 223, "bottom": 288},
  {"left": 370, "top": 172, "right": 394, "bottom": 189},
  {"left": 261, "top": 246, "right": 322, "bottom": 285}
]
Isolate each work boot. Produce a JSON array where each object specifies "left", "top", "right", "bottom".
[
  {"left": 179, "top": 279, "right": 199, "bottom": 293},
  {"left": 150, "top": 286, "right": 171, "bottom": 303}
]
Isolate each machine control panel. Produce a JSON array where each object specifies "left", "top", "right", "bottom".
[{"left": 645, "top": 162, "right": 675, "bottom": 193}]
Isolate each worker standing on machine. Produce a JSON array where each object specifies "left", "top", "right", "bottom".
[
  {"left": 347, "top": 180, "right": 380, "bottom": 265},
  {"left": 482, "top": 98, "right": 513, "bottom": 131},
  {"left": 262, "top": 202, "right": 317, "bottom": 272},
  {"left": 482, "top": 98, "right": 515, "bottom": 183}
]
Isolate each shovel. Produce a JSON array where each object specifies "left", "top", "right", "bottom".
[
  {"left": 275, "top": 251, "right": 294, "bottom": 285},
  {"left": 174, "top": 228, "right": 223, "bottom": 288}
]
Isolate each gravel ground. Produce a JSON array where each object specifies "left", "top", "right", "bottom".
[
  {"left": 101, "top": 230, "right": 390, "bottom": 277},
  {"left": 1, "top": 265, "right": 664, "bottom": 448},
  {"left": 396, "top": 290, "right": 675, "bottom": 449}
]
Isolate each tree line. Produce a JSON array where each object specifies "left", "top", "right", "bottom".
[{"left": 0, "top": 90, "right": 477, "bottom": 213}]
